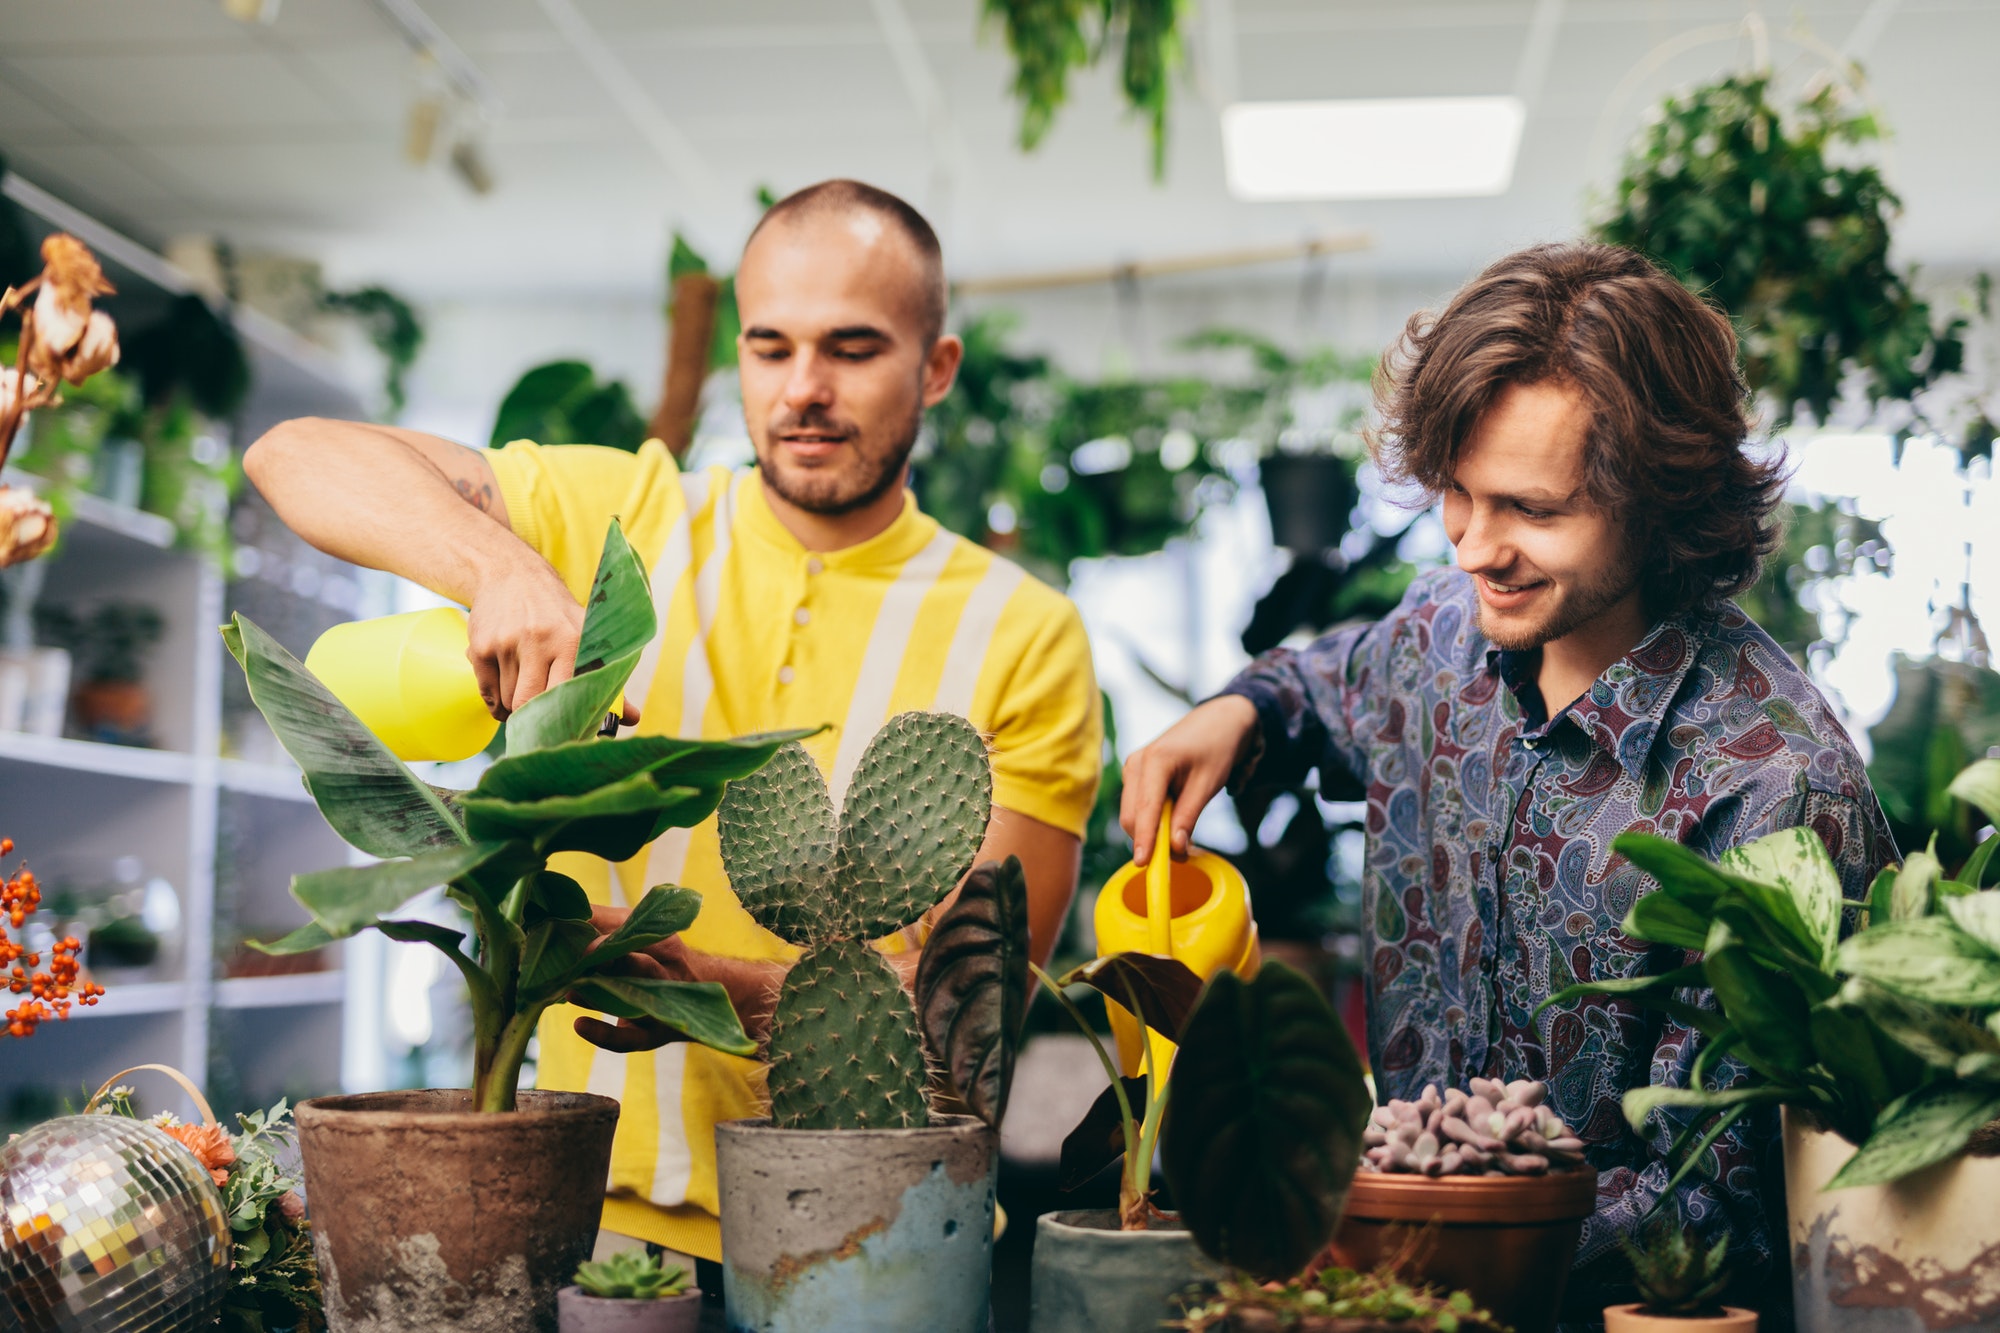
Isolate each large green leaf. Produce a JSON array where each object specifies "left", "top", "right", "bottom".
[
  {"left": 1622, "top": 1082, "right": 1791, "bottom": 1133},
  {"left": 1720, "top": 826, "right": 1842, "bottom": 964},
  {"left": 477, "top": 730, "right": 814, "bottom": 803},
  {"left": 1056, "top": 952, "right": 1206, "bottom": 1043},
  {"left": 1837, "top": 978, "right": 1999, "bottom": 1071},
  {"left": 1891, "top": 842, "right": 1942, "bottom": 922},
  {"left": 1825, "top": 1083, "right": 2000, "bottom": 1190},
  {"left": 460, "top": 775, "right": 713, "bottom": 853},
  {"left": 223, "top": 615, "right": 468, "bottom": 857},
  {"left": 1807, "top": 997, "right": 1904, "bottom": 1119},
  {"left": 1615, "top": 832, "right": 1822, "bottom": 971},
  {"left": 1623, "top": 890, "right": 1713, "bottom": 951},
  {"left": 1059, "top": 1075, "right": 1149, "bottom": 1192},
  {"left": 1837, "top": 917, "right": 2000, "bottom": 1006},
  {"left": 1945, "top": 890, "right": 2000, "bottom": 955},
  {"left": 521, "top": 918, "right": 599, "bottom": 993},
  {"left": 1161, "top": 963, "right": 1372, "bottom": 1281},
  {"left": 377, "top": 917, "right": 500, "bottom": 1015},
  {"left": 576, "top": 886, "right": 703, "bottom": 977},
  {"left": 503, "top": 520, "right": 655, "bottom": 754},
  {"left": 1703, "top": 921, "right": 1819, "bottom": 1077},
  {"left": 1614, "top": 833, "right": 1736, "bottom": 912},
  {"left": 286, "top": 842, "right": 515, "bottom": 939},
  {"left": 1948, "top": 758, "right": 2000, "bottom": 831},
  {"left": 569, "top": 976, "right": 756, "bottom": 1056},
  {"left": 915, "top": 857, "right": 1031, "bottom": 1129}
]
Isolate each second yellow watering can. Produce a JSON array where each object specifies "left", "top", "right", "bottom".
[
  {"left": 1093, "top": 798, "right": 1259, "bottom": 1077},
  {"left": 305, "top": 607, "right": 499, "bottom": 762}
]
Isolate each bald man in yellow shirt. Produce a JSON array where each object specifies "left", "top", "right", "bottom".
[{"left": 244, "top": 180, "right": 1101, "bottom": 1277}]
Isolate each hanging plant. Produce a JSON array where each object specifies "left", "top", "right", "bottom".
[
  {"left": 1592, "top": 72, "right": 1977, "bottom": 446},
  {"left": 983, "top": 0, "right": 1184, "bottom": 179},
  {"left": 322, "top": 285, "right": 424, "bottom": 420}
]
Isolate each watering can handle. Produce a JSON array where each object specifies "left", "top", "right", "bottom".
[{"left": 1147, "top": 798, "right": 1175, "bottom": 957}]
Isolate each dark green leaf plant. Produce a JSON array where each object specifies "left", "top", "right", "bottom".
[
  {"left": 228, "top": 520, "right": 805, "bottom": 1111},
  {"left": 1621, "top": 1209, "right": 1732, "bottom": 1318},
  {"left": 1543, "top": 757, "right": 2000, "bottom": 1192}
]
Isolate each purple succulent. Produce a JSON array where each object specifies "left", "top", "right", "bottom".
[{"left": 1359, "top": 1078, "right": 1587, "bottom": 1176}]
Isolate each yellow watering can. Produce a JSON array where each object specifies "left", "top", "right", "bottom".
[
  {"left": 304, "top": 608, "right": 499, "bottom": 762},
  {"left": 1093, "top": 798, "right": 1259, "bottom": 1077}
]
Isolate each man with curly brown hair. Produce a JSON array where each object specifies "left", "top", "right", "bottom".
[{"left": 1122, "top": 242, "right": 1894, "bottom": 1314}]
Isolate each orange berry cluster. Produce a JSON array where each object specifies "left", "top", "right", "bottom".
[{"left": 1, "top": 836, "right": 106, "bottom": 1038}]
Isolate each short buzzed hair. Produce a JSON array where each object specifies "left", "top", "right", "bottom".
[{"left": 748, "top": 179, "right": 948, "bottom": 345}]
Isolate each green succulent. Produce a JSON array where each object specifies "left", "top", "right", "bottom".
[
  {"left": 573, "top": 1249, "right": 690, "bottom": 1300},
  {"left": 1621, "top": 1213, "right": 1731, "bottom": 1317},
  {"left": 718, "top": 711, "right": 997, "bottom": 1131}
]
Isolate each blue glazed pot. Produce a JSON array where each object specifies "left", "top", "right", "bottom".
[{"left": 715, "top": 1115, "right": 997, "bottom": 1333}]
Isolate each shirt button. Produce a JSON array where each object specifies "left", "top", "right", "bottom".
[
  {"left": 794, "top": 607, "right": 811, "bottom": 626},
  {"left": 1525, "top": 738, "right": 1540, "bottom": 750},
  {"left": 805, "top": 558, "right": 824, "bottom": 575},
  {"left": 778, "top": 666, "right": 795, "bottom": 685}
]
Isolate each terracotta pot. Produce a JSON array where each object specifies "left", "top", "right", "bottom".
[
  {"left": 1603, "top": 1304, "right": 1758, "bottom": 1333},
  {"left": 555, "top": 1287, "right": 702, "bottom": 1333},
  {"left": 297, "top": 1089, "right": 620, "bottom": 1333},
  {"left": 1326, "top": 1167, "right": 1597, "bottom": 1333},
  {"left": 716, "top": 1115, "right": 997, "bottom": 1333},
  {"left": 1784, "top": 1108, "right": 2000, "bottom": 1332},
  {"left": 1028, "top": 1209, "right": 1224, "bottom": 1333},
  {"left": 73, "top": 678, "right": 149, "bottom": 741}
]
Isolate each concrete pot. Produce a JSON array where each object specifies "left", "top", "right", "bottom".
[
  {"left": 296, "top": 1089, "right": 620, "bottom": 1333},
  {"left": 1028, "top": 1208, "right": 1224, "bottom": 1333},
  {"left": 716, "top": 1115, "right": 997, "bottom": 1333},
  {"left": 1784, "top": 1108, "right": 2000, "bottom": 1332},
  {"left": 1326, "top": 1167, "right": 1597, "bottom": 1333},
  {"left": 556, "top": 1287, "right": 702, "bottom": 1333},
  {"left": 1604, "top": 1305, "right": 1757, "bottom": 1333}
]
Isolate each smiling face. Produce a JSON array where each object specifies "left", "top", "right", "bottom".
[
  {"left": 1441, "top": 379, "right": 1642, "bottom": 652},
  {"left": 735, "top": 210, "right": 960, "bottom": 521}
]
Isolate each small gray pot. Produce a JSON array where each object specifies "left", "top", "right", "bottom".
[
  {"left": 1029, "top": 1209, "right": 1224, "bottom": 1333},
  {"left": 556, "top": 1286, "right": 702, "bottom": 1333}
]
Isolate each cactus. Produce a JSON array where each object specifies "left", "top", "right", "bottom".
[
  {"left": 720, "top": 711, "right": 993, "bottom": 1130},
  {"left": 1360, "top": 1078, "right": 1588, "bottom": 1176},
  {"left": 1622, "top": 1212, "right": 1732, "bottom": 1316}
]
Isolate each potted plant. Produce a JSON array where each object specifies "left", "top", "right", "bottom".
[
  {"left": 710, "top": 713, "right": 1020, "bottom": 1333},
  {"left": 558, "top": 1250, "right": 699, "bottom": 1333},
  {"left": 1604, "top": 1211, "right": 1753, "bottom": 1333},
  {"left": 1544, "top": 758, "right": 2000, "bottom": 1332},
  {"left": 37, "top": 600, "right": 164, "bottom": 743},
  {"left": 228, "top": 520, "right": 800, "bottom": 1333},
  {"left": 1172, "top": 1265, "right": 1503, "bottom": 1333}
]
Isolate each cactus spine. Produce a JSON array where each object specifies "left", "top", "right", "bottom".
[{"left": 719, "top": 711, "right": 992, "bottom": 1130}]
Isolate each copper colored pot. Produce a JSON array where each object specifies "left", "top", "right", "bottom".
[
  {"left": 1326, "top": 1168, "right": 1597, "bottom": 1333},
  {"left": 1604, "top": 1303, "right": 1757, "bottom": 1333},
  {"left": 298, "top": 1089, "right": 619, "bottom": 1333}
]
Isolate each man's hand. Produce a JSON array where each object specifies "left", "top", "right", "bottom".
[
  {"left": 467, "top": 550, "right": 600, "bottom": 721},
  {"left": 571, "top": 906, "right": 784, "bottom": 1053},
  {"left": 1119, "top": 695, "right": 1260, "bottom": 867}
]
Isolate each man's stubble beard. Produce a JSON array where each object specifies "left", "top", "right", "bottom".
[
  {"left": 758, "top": 394, "right": 924, "bottom": 518},
  {"left": 1476, "top": 554, "right": 1643, "bottom": 653}
]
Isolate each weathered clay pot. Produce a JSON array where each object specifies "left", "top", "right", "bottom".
[
  {"left": 716, "top": 1115, "right": 997, "bottom": 1333},
  {"left": 297, "top": 1089, "right": 619, "bottom": 1333},
  {"left": 555, "top": 1287, "right": 702, "bottom": 1333},
  {"left": 1603, "top": 1304, "right": 1757, "bottom": 1333},
  {"left": 1326, "top": 1167, "right": 1598, "bottom": 1333},
  {"left": 1028, "top": 1208, "right": 1224, "bottom": 1333},
  {"left": 1785, "top": 1108, "right": 2000, "bottom": 1332}
]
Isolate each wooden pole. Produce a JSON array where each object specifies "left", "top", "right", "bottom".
[{"left": 651, "top": 271, "right": 720, "bottom": 458}]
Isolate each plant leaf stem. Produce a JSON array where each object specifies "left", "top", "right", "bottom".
[{"left": 1030, "top": 959, "right": 1148, "bottom": 1218}]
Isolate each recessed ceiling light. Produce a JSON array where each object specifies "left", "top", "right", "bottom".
[{"left": 1222, "top": 98, "right": 1526, "bottom": 201}]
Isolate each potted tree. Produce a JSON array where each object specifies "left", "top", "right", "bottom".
[
  {"left": 1604, "top": 1212, "right": 1754, "bottom": 1333},
  {"left": 228, "top": 521, "right": 799, "bottom": 1333},
  {"left": 558, "top": 1250, "right": 700, "bottom": 1333},
  {"left": 1545, "top": 759, "right": 2000, "bottom": 1332},
  {"left": 711, "top": 713, "right": 1021, "bottom": 1333}
]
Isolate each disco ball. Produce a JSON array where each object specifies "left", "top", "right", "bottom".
[{"left": 1, "top": 1114, "right": 230, "bottom": 1333}]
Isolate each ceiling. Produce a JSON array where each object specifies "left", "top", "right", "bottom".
[{"left": 1, "top": 0, "right": 1995, "bottom": 302}]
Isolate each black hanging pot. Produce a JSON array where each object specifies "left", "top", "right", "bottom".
[{"left": 1259, "top": 454, "right": 1357, "bottom": 554}]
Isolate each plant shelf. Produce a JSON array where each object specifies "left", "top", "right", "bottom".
[
  {"left": 0, "top": 731, "right": 196, "bottom": 783},
  {"left": 214, "top": 971, "right": 344, "bottom": 1010}
]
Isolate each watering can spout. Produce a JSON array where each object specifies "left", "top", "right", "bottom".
[
  {"left": 1093, "top": 797, "right": 1260, "bottom": 1077},
  {"left": 304, "top": 608, "right": 499, "bottom": 763}
]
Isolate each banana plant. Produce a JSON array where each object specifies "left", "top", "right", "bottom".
[
  {"left": 1543, "top": 758, "right": 2000, "bottom": 1192},
  {"left": 227, "top": 521, "right": 808, "bottom": 1111}
]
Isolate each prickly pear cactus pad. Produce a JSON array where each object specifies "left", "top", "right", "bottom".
[
  {"left": 715, "top": 742, "right": 837, "bottom": 945},
  {"left": 768, "top": 938, "right": 932, "bottom": 1130},
  {"left": 832, "top": 712, "right": 993, "bottom": 940}
]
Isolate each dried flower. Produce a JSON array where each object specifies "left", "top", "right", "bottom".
[
  {"left": 57, "top": 311, "right": 121, "bottom": 385},
  {"left": 33, "top": 235, "right": 112, "bottom": 345},
  {"left": 163, "top": 1121, "right": 238, "bottom": 1187},
  {"left": 0, "top": 487, "right": 58, "bottom": 567},
  {"left": 0, "top": 233, "right": 119, "bottom": 488},
  {"left": 1, "top": 836, "right": 106, "bottom": 1037}
]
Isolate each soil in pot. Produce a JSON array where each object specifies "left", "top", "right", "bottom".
[
  {"left": 297, "top": 1088, "right": 619, "bottom": 1333},
  {"left": 1603, "top": 1304, "right": 1757, "bottom": 1333},
  {"left": 1029, "top": 1209, "right": 1224, "bottom": 1333},
  {"left": 556, "top": 1287, "right": 702, "bottom": 1333},
  {"left": 716, "top": 1115, "right": 997, "bottom": 1333},
  {"left": 1326, "top": 1168, "right": 1597, "bottom": 1333}
]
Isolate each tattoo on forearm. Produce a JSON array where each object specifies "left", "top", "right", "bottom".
[{"left": 455, "top": 478, "right": 496, "bottom": 514}]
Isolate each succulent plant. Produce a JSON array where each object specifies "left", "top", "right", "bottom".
[
  {"left": 718, "top": 711, "right": 994, "bottom": 1131},
  {"left": 1360, "top": 1078, "right": 1588, "bottom": 1176},
  {"left": 573, "top": 1249, "right": 690, "bottom": 1300},
  {"left": 1621, "top": 1212, "right": 1732, "bottom": 1316}
]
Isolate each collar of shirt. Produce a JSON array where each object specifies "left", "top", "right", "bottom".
[
  {"left": 737, "top": 471, "right": 941, "bottom": 572},
  {"left": 1484, "top": 610, "right": 1710, "bottom": 783}
]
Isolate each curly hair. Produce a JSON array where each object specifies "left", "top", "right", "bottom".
[{"left": 1371, "top": 242, "right": 1784, "bottom": 618}]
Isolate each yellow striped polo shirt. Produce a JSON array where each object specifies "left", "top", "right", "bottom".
[{"left": 487, "top": 438, "right": 1102, "bottom": 1261}]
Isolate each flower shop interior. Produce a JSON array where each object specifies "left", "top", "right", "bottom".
[{"left": 2, "top": 3, "right": 1999, "bottom": 1333}]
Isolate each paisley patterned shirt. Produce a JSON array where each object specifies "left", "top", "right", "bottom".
[{"left": 1221, "top": 567, "right": 1894, "bottom": 1301}]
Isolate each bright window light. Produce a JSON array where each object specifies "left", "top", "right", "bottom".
[{"left": 1222, "top": 97, "right": 1526, "bottom": 201}]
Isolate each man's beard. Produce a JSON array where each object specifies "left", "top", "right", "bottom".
[
  {"left": 758, "top": 397, "right": 923, "bottom": 518},
  {"left": 1476, "top": 558, "right": 1642, "bottom": 652}
]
